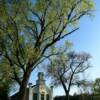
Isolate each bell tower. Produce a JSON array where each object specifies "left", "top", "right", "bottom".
[{"left": 36, "top": 72, "right": 45, "bottom": 85}]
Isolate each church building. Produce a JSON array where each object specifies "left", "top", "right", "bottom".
[
  {"left": 28, "top": 72, "right": 53, "bottom": 100},
  {"left": 11, "top": 72, "right": 53, "bottom": 100}
]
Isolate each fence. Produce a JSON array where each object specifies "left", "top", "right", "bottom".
[{"left": 54, "top": 95, "right": 100, "bottom": 100}]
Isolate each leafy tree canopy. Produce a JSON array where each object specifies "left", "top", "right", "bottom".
[{"left": 0, "top": 0, "right": 95, "bottom": 100}]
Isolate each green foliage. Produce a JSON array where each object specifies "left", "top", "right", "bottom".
[
  {"left": 0, "top": 0, "right": 95, "bottom": 70},
  {"left": 0, "top": 62, "right": 14, "bottom": 99},
  {"left": 93, "top": 78, "right": 100, "bottom": 95},
  {"left": 0, "top": 0, "right": 95, "bottom": 99},
  {"left": 46, "top": 43, "right": 91, "bottom": 96}
]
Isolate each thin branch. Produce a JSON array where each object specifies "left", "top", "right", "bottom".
[
  {"left": 11, "top": 67, "right": 21, "bottom": 86},
  {"left": 60, "top": 27, "right": 79, "bottom": 40}
]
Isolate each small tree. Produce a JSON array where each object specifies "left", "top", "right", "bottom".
[
  {"left": 93, "top": 78, "right": 100, "bottom": 95},
  {"left": 46, "top": 49, "right": 91, "bottom": 100}
]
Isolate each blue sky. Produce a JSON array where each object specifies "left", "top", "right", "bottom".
[
  {"left": 29, "top": 0, "right": 100, "bottom": 97},
  {"left": 56, "top": 0, "right": 100, "bottom": 95},
  {"left": 68, "top": 0, "right": 100, "bottom": 81}
]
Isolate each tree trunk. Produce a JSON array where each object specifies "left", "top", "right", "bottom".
[
  {"left": 66, "top": 93, "right": 69, "bottom": 100},
  {"left": 60, "top": 77, "right": 69, "bottom": 100},
  {"left": 18, "top": 68, "right": 31, "bottom": 100}
]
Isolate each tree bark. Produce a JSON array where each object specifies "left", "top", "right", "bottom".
[
  {"left": 66, "top": 94, "right": 69, "bottom": 100},
  {"left": 60, "top": 77, "right": 69, "bottom": 100},
  {"left": 18, "top": 68, "right": 31, "bottom": 100}
]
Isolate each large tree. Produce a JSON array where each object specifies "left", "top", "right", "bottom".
[
  {"left": 0, "top": 0, "right": 94, "bottom": 100},
  {"left": 46, "top": 49, "right": 91, "bottom": 100}
]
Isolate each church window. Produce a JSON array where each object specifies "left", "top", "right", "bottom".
[
  {"left": 33, "top": 93, "right": 37, "bottom": 100},
  {"left": 46, "top": 94, "right": 49, "bottom": 100},
  {"left": 41, "top": 94, "right": 44, "bottom": 100}
]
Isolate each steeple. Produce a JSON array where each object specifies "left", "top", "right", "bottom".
[{"left": 36, "top": 72, "right": 45, "bottom": 85}]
